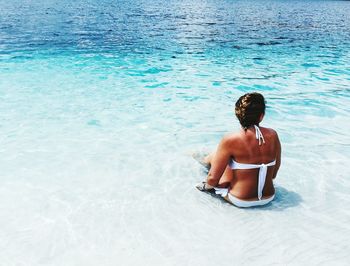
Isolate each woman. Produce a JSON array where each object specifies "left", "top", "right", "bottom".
[{"left": 196, "top": 92, "right": 281, "bottom": 207}]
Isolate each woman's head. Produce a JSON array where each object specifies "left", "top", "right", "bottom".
[{"left": 235, "top": 92, "right": 266, "bottom": 129}]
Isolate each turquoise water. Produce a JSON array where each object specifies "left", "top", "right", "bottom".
[{"left": 1, "top": 0, "right": 350, "bottom": 265}]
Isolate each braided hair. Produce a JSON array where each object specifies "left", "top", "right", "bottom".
[{"left": 235, "top": 92, "right": 266, "bottom": 130}]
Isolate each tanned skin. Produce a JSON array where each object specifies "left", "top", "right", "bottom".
[{"left": 204, "top": 116, "right": 281, "bottom": 201}]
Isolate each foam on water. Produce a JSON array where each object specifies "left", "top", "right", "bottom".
[{"left": 1, "top": 0, "right": 350, "bottom": 265}]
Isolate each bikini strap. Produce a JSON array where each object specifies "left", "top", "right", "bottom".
[{"left": 254, "top": 125, "right": 265, "bottom": 145}]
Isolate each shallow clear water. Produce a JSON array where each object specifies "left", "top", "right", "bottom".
[{"left": 1, "top": 0, "right": 350, "bottom": 265}]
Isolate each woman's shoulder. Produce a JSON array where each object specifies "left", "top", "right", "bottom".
[
  {"left": 260, "top": 126, "right": 278, "bottom": 136},
  {"left": 260, "top": 127, "right": 280, "bottom": 145},
  {"left": 222, "top": 127, "right": 279, "bottom": 145},
  {"left": 221, "top": 132, "right": 243, "bottom": 146}
]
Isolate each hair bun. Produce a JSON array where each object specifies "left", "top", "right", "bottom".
[{"left": 235, "top": 92, "right": 266, "bottom": 129}]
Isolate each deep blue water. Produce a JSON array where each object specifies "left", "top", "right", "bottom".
[{"left": 1, "top": 0, "right": 350, "bottom": 54}]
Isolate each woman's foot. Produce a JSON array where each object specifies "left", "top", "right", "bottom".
[{"left": 195, "top": 181, "right": 214, "bottom": 192}]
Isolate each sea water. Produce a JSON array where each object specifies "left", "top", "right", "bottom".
[{"left": 0, "top": 0, "right": 350, "bottom": 265}]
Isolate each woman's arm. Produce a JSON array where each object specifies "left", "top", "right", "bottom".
[
  {"left": 272, "top": 132, "right": 281, "bottom": 179},
  {"left": 206, "top": 136, "right": 232, "bottom": 187}
]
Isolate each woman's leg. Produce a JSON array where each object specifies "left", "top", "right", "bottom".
[
  {"left": 203, "top": 152, "right": 215, "bottom": 165},
  {"left": 192, "top": 151, "right": 213, "bottom": 169},
  {"left": 195, "top": 151, "right": 234, "bottom": 189}
]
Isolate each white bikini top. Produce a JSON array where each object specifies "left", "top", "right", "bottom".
[{"left": 229, "top": 125, "right": 276, "bottom": 200}]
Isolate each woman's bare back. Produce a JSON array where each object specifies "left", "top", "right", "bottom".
[
  {"left": 199, "top": 92, "right": 282, "bottom": 207},
  {"left": 226, "top": 126, "right": 281, "bottom": 200}
]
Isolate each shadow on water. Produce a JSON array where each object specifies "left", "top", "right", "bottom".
[{"left": 248, "top": 186, "right": 302, "bottom": 211}]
